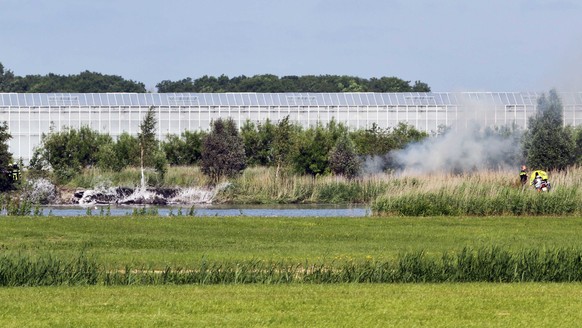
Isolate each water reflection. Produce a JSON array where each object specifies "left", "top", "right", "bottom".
[{"left": 33, "top": 204, "right": 370, "bottom": 217}]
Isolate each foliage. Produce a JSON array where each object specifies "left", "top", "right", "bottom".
[
  {"left": 390, "top": 122, "right": 430, "bottom": 148},
  {"left": 138, "top": 106, "right": 158, "bottom": 167},
  {"left": 522, "top": 89, "right": 576, "bottom": 171},
  {"left": 0, "top": 252, "right": 98, "bottom": 286},
  {"left": 97, "top": 132, "right": 140, "bottom": 171},
  {"left": 200, "top": 118, "right": 246, "bottom": 184},
  {"left": 0, "top": 63, "right": 16, "bottom": 92},
  {"left": 350, "top": 123, "right": 394, "bottom": 156},
  {"left": 0, "top": 63, "right": 145, "bottom": 93},
  {"left": 350, "top": 122, "right": 429, "bottom": 157},
  {"left": 240, "top": 119, "right": 276, "bottom": 166},
  {"left": 0, "top": 121, "right": 15, "bottom": 191},
  {"left": 272, "top": 116, "right": 299, "bottom": 177},
  {"left": 161, "top": 130, "right": 205, "bottom": 166},
  {"left": 30, "top": 125, "right": 113, "bottom": 183},
  {"left": 292, "top": 120, "right": 347, "bottom": 176},
  {"left": 570, "top": 125, "right": 582, "bottom": 165},
  {"left": 138, "top": 106, "right": 167, "bottom": 181},
  {"left": 2, "top": 61, "right": 431, "bottom": 94},
  {"left": 328, "top": 133, "right": 361, "bottom": 178},
  {"left": 1, "top": 195, "right": 32, "bottom": 216},
  {"left": 156, "top": 74, "right": 431, "bottom": 93},
  {"left": 5, "top": 247, "right": 582, "bottom": 286},
  {"left": 371, "top": 168, "right": 582, "bottom": 216}
]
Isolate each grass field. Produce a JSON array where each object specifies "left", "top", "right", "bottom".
[
  {"left": 3, "top": 215, "right": 582, "bottom": 326},
  {"left": 1, "top": 284, "right": 582, "bottom": 327},
  {"left": 2, "top": 216, "right": 582, "bottom": 267}
]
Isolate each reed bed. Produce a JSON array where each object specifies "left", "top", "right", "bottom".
[
  {"left": 4, "top": 247, "right": 582, "bottom": 286},
  {"left": 67, "top": 166, "right": 210, "bottom": 188},
  {"left": 0, "top": 252, "right": 99, "bottom": 286},
  {"left": 222, "top": 167, "right": 390, "bottom": 204},
  {"left": 66, "top": 165, "right": 582, "bottom": 209},
  {"left": 372, "top": 167, "right": 582, "bottom": 216}
]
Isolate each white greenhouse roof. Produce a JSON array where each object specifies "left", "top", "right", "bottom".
[{"left": 0, "top": 92, "right": 581, "bottom": 108}]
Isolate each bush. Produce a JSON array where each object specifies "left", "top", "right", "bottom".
[
  {"left": 0, "top": 121, "right": 15, "bottom": 191},
  {"left": 200, "top": 118, "right": 246, "bottom": 184},
  {"left": 31, "top": 126, "right": 113, "bottom": 183},
  {"left": 329, "top": 133, "right": 361, "bottom": 178}
]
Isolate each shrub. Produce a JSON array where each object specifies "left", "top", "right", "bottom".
[{"left": 200, "top": 118, "right": 246, "bottom": 184}]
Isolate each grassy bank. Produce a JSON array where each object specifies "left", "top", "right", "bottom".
[{"left": 1, "top": 284, "right": 582, "bottom": 327}]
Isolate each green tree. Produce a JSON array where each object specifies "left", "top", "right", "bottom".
[
  {"left": 96, "top": 132, "right": 141, "bottom": 171},
  {"left": 161, "top": 134, "right": 186, "bottom": 166},
  {"left": 138, "top": 106, "right": 167, "bottom": 182},
  {"left": 350, "top": 123, "right": 394, "bottom": 156},
  {"left": 200, "top": 118, "right": 246, "bottom": 184},
  {"left": 161, "top": 130, "right": 205, "bottom": 166},
  {"left": 292, "top": 120, "right": 348, "bottom": 176},
  {"left": 0, "top": 122, "right": 15, "bottom": 191},
  {"left": 272, "top": 116, "right": 298, "bottom": 177},
  {"left": 155, "top": 74, "right": 430, "bottom": 93},
  {"left": 241, "top": 119, "right": 276, "bottom": 166},
  {"left": 412, "top": 80, "right": 431, "bottom": 92},
  {"left": 571, "top": 126, "right": 582, "bottom": 165},
  {"left": 30, "top": 126, "right": 112, "bottom": 183},
  {"left": 0, "top": 63, "right": 16, "bottom": 92},
  {"left": 522, "top": 89, "right": 576, "bottom": 171},
  {"left": 389, "top": 122, "right": 429, "bottom": 149},
  {"left": 0, "top": 63, "right": 146, "bottom": 93},
  {"left": 329, "top": 133, "right": 361, "bottom": 179}
]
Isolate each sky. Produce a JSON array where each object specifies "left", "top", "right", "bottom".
[{"left": 2, "top": 0, "right": 582, "bottom": 92}]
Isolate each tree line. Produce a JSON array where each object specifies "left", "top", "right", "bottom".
[
  {"left": 0, "top": 62, "right": 430, "bottom": 93},
  {"left": 0, "top": 63, "right": 146, "bottom": 93},
  {"left": 155, "top": 75, "right": 430, "bottom": 93},
  {"left": 27, "top": 114, "right": 429, "bottom": 185}
]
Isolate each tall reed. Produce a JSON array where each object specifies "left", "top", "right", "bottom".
[
  {"left": 4, "top": 247, "right": 582, "bottom": 286},
  {"left": 66, "top": 165, "right": 582, "bottom": 208},
  {"left": 0, "top": 252, "right": 99, "bottom": 286},
  {"left": 222, "top": 167, "right": 390, "bottom": 204},
  {"left": 372, "top": 168, "right": 582, "bottom": 216}
]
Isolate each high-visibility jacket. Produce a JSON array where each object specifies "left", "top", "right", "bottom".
[
  {"left": 519, "top": 169, "right": 528, "bottom": 183},
  {"left": 11, "top": 169, "right": 19, "bottom": 181}
]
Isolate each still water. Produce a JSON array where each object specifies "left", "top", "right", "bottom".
[{"left": 33, "top": 204, "right": 370, "bottom": 217}]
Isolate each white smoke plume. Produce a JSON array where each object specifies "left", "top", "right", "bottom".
[{"left": 381, "top": 94, "right": 524, "bottom": 175}]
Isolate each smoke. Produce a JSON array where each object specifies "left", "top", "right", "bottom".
[
  {"left": 390, "top": 123, "right": 521, "bottom": 175},
  {"left": 368, "top": 94, "right": 523, "bottom": 175}
]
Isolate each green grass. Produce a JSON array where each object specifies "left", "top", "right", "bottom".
[
  {"left": 3, "top": 216, "right": 582, "bottom": 267},
  {"left": 3, "top": 216, "right": 582, "bottom": 325},
  {"left": 1, "top": 284, "right": 582, "bottom": 327}
]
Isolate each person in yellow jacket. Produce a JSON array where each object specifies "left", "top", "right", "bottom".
[
  {"left": 9, "top": 163, "right": 20, "bottom": 183},
  {"left": 529, "top": 170, "right": 550, "bottom": 191},
  {"left": 519, "top": 165, "right": 528, "bottom": 185}
]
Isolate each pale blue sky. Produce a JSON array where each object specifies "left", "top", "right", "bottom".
[{"left": 2, "top": 0, "right": 581, "bottom": 92}]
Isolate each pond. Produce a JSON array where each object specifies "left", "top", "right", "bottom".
[{"left": 28, "top": 204, "right": 371, "bottom": 217}]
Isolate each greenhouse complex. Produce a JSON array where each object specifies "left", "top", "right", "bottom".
[{"left": 1, "top": 91, "right": 582, "bottom": 163}]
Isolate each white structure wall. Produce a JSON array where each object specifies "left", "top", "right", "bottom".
[{"left": 1, "top": 92, "right": 581, "bottom": 163}]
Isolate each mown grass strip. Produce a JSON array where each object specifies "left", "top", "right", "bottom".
[{"left": 2, "top": 284, "right": 582, "bottom": 327}]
